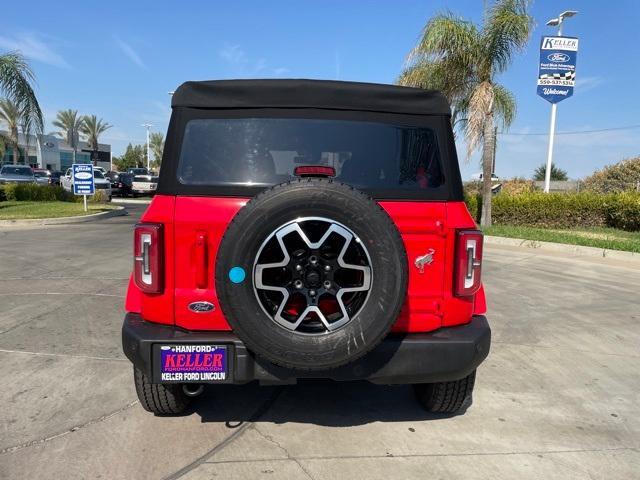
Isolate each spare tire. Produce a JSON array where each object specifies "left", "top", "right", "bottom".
[{"left": 215, "top": 178, "right": 408, "bottom": 370}]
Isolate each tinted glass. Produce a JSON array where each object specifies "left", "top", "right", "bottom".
[
  {"left": 1, "top": 166, "right": 33, "bottom": 176},
  {"left": 93, "top": 171, "right": 105, "bottom": 179},
  {"left": 177, "top": 118, "right": 444, "bottom": 191},
  {"left": 33, "top": 171, "right": 47, "bottom": 177}
]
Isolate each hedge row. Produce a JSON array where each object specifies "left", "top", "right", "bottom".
[
  {"left": 0, "top": 184, "right": 109, "bottom": 203},
  {"left": 465, "top": 191, "right": 640, "bottom": 232}
]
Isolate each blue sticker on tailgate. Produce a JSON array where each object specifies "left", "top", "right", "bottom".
[{"left": 160, "top": 345, "right": 227, "bottom": 381}]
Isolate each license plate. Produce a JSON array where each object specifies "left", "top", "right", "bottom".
[{"left": 158, "top": 344, "right": 227, "bottom": 382}]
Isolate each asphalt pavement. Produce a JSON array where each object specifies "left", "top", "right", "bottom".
[{"left": 1, "top": 203, "right": 638, "bottom": 479}]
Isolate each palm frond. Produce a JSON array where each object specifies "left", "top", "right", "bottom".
[
  {"left": 409, "top": 12, "right": 480, "bottom": 66},
  {"left": 482, "top": 0, "right": 534, "bottom": 75},
  {"left": 80, "top": 114, "right": 112, "bottom": 151},
  {"left": 465, "top": 81, "right": 494, "bottom": 159},
  {"left": 0, "top": 52, "right": 43, "bottom": 134},
  {"left": 492, "top": 83, "right": 516, "bottom": 129},
  {"left": 53, "top": 109, "right": 83, "bottom": 149}
]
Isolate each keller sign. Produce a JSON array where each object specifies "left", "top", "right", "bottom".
[{"left": 537, "top": 36, "right": 578, "bottom": 104}]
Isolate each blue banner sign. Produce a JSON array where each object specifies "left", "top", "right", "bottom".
[
  {"left": 72, "top": 163, "right": 95, "bottom": 195},
  {"left": 537, "top": 36, "right": 578, "bottom": 104}
]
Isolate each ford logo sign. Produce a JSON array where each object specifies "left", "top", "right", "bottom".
[
  {"left": 548, "top": 53, "right": 570, "bottom": 63},
  {"left": 75, "top": 172, "right": 92, "bottom": 180},
  {"left": 188, "top": 301, "right": 215, "bottom": 313}
]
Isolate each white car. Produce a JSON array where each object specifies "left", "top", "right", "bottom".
[
  {"left": 131, "top": 175, "right": 159, "bottom": 196},
  {"left": 61, "top": 168, "right": 112, "bottom": 200}
]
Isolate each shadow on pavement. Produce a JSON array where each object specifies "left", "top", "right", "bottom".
[{"left": 187, "top": 380, "right": 465, "bottom": 427}]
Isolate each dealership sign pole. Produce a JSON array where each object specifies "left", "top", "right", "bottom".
[{"left": 537, "top": 12, "right": 578, "bottom": 193}]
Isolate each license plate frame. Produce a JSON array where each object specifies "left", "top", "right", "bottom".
[{"left": 153, "top": 344, "right": 232, "bottom": 383}]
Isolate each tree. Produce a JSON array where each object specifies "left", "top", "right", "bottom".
[
  {"left": 149, "top": 132, "right": 164, "bottom": 169},
  {"left": 533, "top": 163, "right": 568, "bottom": 181},
  {"left": 52, "top": 109, "right": 83, "bottom": 162},
  {"left": 0, "top": 52, "right": 43, "bottom": 139},
  {"left": 398, "top": 0, "right": 533, "bottom": 226},
  {"left": 81, "top": 115, "right": 111, "bottom": 165},
  {"left": 582, "top": 157, "right": 640, "bottom": 193},
  {"left": 0, "top": 98, "right": 21, "bottom": 164},
  {"left": 112, "top": 143, "right": 145, "bottom": 171}
]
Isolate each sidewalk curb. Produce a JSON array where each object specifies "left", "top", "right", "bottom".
[
  {"left": 0, "top": 206, "right": 127, "bottom": 226},
  {"left": 485, "top": 235, "right": 640, "bottom": 263}
]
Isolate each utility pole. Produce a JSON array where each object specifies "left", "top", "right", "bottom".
[
  {"left": 142, "top": 123, "right": 153, "bottom": 171},
  {"left": 543, "top": 10, "right": 578, "bottom": 193}
]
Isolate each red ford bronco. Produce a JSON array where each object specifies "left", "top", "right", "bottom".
[{"left": 122, "top": 79, "right": 490, "bottom": 415}]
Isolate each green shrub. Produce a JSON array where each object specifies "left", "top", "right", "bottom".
[
  {"left": 464, "top": 192, "right": 481, "bottom": 223},
  {"left": 491, "top": 192, "right": 610, "bottom": 229},
  {"left": 603, "top": 192, "right": 640, "bottom": 231},
  {"left": 0, "top": 183, "right": 75, "bottom": 202}
]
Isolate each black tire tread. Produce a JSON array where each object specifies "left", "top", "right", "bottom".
[
  {"left": 414, "top": 370, "right": 476, "bottom": 414},
  {"left": 134, "top": 367, "right": 191, "bottom": 415}
]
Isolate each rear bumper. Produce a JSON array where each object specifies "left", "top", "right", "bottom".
[{"left": 122, "top": 313, "right": 490, "bottom": 385}]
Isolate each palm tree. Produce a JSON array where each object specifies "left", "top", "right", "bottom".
[
  {"left": 398, "top": 0, "right": 533, "bottom": 226},
  {"left": 81, "top": 115, "right": 111, "bottom": 165},
  {"left": 149, "top": 132, "right": 164, "bottom": 169},
  {"left": 0, "top": 52, "right": 43, "bottom": 138},
  {"left": 0, "top": 98, "right": 22, "bottom": 164},
  {"left": 533, "top": 162, "right": 568, "bottom": 181},
  {"left": 53, "top": 109, "right": 83, "bottom": 162}
]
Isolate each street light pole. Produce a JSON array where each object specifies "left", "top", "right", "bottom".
[
  {"left": 142, "top": 123, "right": 153, "bottom": 171},
  {"left": 543, "top": 10, "right": 577, "bottom": 193}
]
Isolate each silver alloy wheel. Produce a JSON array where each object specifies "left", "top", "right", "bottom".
[{"left": 253, "top": 217, "right": 372, "bottom": 334}]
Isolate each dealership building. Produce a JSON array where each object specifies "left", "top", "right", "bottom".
[{"left": 0, "top": 131, "right": 111, "bottom": 172}]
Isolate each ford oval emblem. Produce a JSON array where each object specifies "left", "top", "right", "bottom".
[
  {"left": 75, "top": 172, "right": 92, "bottom": 180},
  {"left": 188, "top": 301, "right": 215, "bottom": 313},
  {"left": 547, "top": 52, "right": 570, "bottom": 63}
]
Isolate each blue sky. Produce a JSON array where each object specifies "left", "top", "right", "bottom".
[{"left": 1, "top": 0, "right": 639, "bottom": 179}]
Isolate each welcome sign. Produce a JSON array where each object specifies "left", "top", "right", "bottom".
[{"left": 537, "top": 36, "right": 579, "bottom": 104}]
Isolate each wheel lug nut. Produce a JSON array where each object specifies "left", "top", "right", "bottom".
[
  {"left": 324, "top": 265, "right": 331, "bottom": 271},
  {"left": 309, "top": 256, "right": 318, "bottom": 265},
  {"left": 323, "top": 280, "right": 331, "bottom": 289},
  {"left": 294, "top": 280, "right": 303, "bottom": 289},
  {"left": 295, "top": 264, "right": 303, "bottom": 271},
  {"left": 309, "top": 289, "right": 316, "bottom": 297}
]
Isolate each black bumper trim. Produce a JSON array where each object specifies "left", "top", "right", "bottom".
[{"left": 122, "top": 314, "right": 490, "bottom": 385}]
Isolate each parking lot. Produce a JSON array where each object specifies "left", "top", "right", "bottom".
[{"left": 1, "top": 204, "right": 638, "bottom": 480}]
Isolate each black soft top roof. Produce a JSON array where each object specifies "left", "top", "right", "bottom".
[{"left": 171, "top": 79, "right": 450, "bottom": 116}]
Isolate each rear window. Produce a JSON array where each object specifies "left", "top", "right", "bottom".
[
  {"left": 177, "top": 118, "right": 444, "bottom": 191},
  {"left": 1, "top": 166, "right": 33, "bottom": 176}
]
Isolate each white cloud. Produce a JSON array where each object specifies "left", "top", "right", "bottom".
[
  {"left": 218, "top": 43, "right": 288, "bottom": 77},
  {"left": 576, "top": 76, "right": 604, "bottom": 94},
  {"left": 0, "top": 32, "right": 69, "bottom": 68},
  {"left": 114, "top": 36, "right": 146, "bottom": 69}
]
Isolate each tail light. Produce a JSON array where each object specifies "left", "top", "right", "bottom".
[
  {"left": 454, "top": 229, "right": 483, "bottom": 297},
  {"left": 134, "top": 223, "right": 164, "bottom": 293},
  {"left": 294, "top": 165, "right": 336, "bottom": 177}
]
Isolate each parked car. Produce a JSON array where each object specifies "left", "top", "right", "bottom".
[
  {"left": 0, "top": 165, "right": 36, "bottom": 184},
  {"left": 48, "top": 171, "right": 63, "bottom": 186},
  {"left": 109, "top": 172, "right": 134, "bottom": 197},
  {"left": 131, "top": 175, "right": 158, "bottom": 196},
  {"left": 122, "top": 79, "right": 489, "bottom": 416},
  {"left": 61, "top": 168, "right": 112, "bottom": 200},
  {"left": 32, "top": 169, "right": 50, "bottom": 186},
  {"left": 127, "top": 167, "right": 149, "bottom": 176}
]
